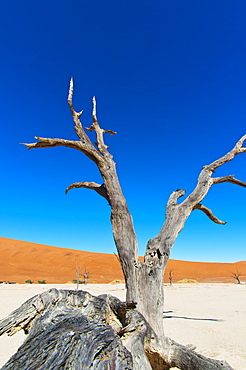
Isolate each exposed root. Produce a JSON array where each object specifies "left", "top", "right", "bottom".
[{"left": 0, "top": 289, "right": 234, "bottom": 370}]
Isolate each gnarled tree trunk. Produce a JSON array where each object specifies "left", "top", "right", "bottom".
[
  {"left": 0, "top": 288, "right": 234, "bottom": 370},
  {"left": 2, "top": 79, "right": 244, "bottom": 368}
]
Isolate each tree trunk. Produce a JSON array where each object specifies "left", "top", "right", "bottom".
[
  {"left": 17, "top": 80, "right": 246, "bottom": 369},
  {"left": 0, "top": 289, "right": 234, "bottom": 370}
]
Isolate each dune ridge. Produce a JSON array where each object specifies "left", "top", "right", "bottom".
[{"left": 0, "top": 237, "right": 245, "bottom": 284}]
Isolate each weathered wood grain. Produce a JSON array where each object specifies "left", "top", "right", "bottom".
[
  {"left": 0, "top": 289, "right": 234, "bottom": 370},
  {"left": 20, "top": 80, "right": 246, "bottom": 368}
]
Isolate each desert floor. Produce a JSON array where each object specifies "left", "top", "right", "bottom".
[{"left": 0, "top": 283, "right": 245, "bottom": 370}]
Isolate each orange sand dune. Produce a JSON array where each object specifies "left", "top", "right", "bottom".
[{"left": 0, "top": 237, "right": 245, "bottom": 284}]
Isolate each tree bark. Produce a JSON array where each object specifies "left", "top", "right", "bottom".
[
  {"left": 0, "top": 289, "right": 234, "bottom": 370},
  {"left": 18, "top": 79, "right": 246, "bottom": 369}
]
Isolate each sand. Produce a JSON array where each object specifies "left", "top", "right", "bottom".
[
  {"left": 0, "top": 283, "right": 245, "bottom": 370},
  {"left": 1, "top": 237, "right": 246, "bottom": 284}
]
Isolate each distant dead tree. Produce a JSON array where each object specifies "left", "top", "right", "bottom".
[
  {"left": 1, "top": 80, "right": 245, "bottom": 369},
  {"left": 231, "top": 270, "right": 241, "bottom": 284},
  {"left": 169, "top": 269, "right": 173, "bottom": 287},
  {"left": 83, "top": 267, "right": 90, "bottom": 285},
  {"left": 75, "top": 264, "right": 82, "bottom": 290},
  {"left": 75, "top": 265, "right": 90, "bottom": 288}
]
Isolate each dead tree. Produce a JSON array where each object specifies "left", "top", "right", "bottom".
[
  {"left": 168, "top": 270, "right": 173, "bottom": 287},
  {"left": 75, "top": 265, "right": 90, "bottom": 288},
  {"left": 1, "top": 79, "right": 245, "bottom": 369},
  {"left": 83, "top": 267, "right": 90, "bottom": 285},
  {"left": 75, "top": 264, "right": 82, "bottom": 290},
  {"left": 231, "top": 270, "right": 241, "bottom": 284}
]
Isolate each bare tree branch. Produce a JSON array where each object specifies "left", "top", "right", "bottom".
[
  {"left": 65, "top": 181, "right": 109, "bottom": 200},
  {"left": 166, "top": 189, "right": 186, "bottom": 211},
  {"left": 213, "top": 174, "right": 246, "bottom": 187},
  {"left": 181, "top": 135, "right": 246, "bottom": 210},
  {"left": 67, "top": 77, "right": 74, "bottom": 105},
  {"left": 22, "top": 80, "right": 138, "bottom": 305},
  {"left": 21, "top": 136, "right": 102, "bottom": 165},
  {"left": 22, "top": 136, "right": 82, "bottom": 151},
  {"left": 142, "top": 134, "right": 246, "bottom": 313},
  {"left": 22, "top": 79, "right": 114, "bottom": 167},
  {"left": 207, "top": 134, "right": 246, "bottom": 172},
  {"left": 193, "top": 203, "right": 226, "bottom": 224},
  {"left": 67, "top": 78, "right": 95, "bottom": 149},
  {"left": 84, "top": 96, "right": 116, "bottom": 156},
  {"left": 231, "top": 270, "right": 241, "bottom": 284},
  {"left": 21, "top": 81, "right": 245, "bottom": 369}
]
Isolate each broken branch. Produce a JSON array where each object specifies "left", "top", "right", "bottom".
[
  {"left": 166, "top": 189, "right": 186, "bottom": 211},
  {"left": 193, "top": 204, "right": 226, "bottom": 225},
  {"left": 65, "top": 181, "right": 109, "bottom": 201},
  {"left": 22, "top": 137, "right": 82, "bottom": 151},
  {"left": 21, "top": 136, "right": 103, "bottom": 166},
  {"left": 213, "top": 175, "right": 246, "bottom": 187},
  {"left": 207, "top": 134, "right": 246, "bottom": 172},
  {"left": 84, "top": 96, "right": 116, "bottom": 156},
  {"left": 67, "top": 78, "right": 95, "bottom": 149}
]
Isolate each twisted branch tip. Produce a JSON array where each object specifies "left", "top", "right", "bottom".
[
  {"left": 68, "top": 77, "right": 74, "bottom": 103},
  {"left": 92, "top": 96, "right": 97, "bottom": 122}
]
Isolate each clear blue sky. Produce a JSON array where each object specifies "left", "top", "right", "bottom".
[{"left": 0, "top": 1, "right": 245, "bottom": 262}]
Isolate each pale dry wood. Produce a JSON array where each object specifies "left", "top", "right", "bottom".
[
  {"left": 0, "top": 289, "right": 134, "bottom": 369},
  {"left": 23, "top": 80, "right": 138, "bottom": 306},
  {"left": 65, "top": 181, "right": 109, "bottom": 201},
  {"left": 85, "top": 96, "right": 116, "bottom": 154},
  {"left": 0, "top": 289, "right": 234, "bottom": 370},
  {"left": 20, "top": 80, "right": 246, "bottom": 369},
  {"left": 193, "top": 204, "right": 226, "bottom": 225},
  {"left": 213, "top": 175, "right": 246, "bottom": 187}
]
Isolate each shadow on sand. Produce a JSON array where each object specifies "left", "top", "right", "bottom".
[{"left": 163, "top": 311, "right": 223, "bottom": 322}]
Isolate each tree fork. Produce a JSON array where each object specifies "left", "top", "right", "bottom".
[{"left": 19, "top": 80, "right": 246, "bottom": 369}]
